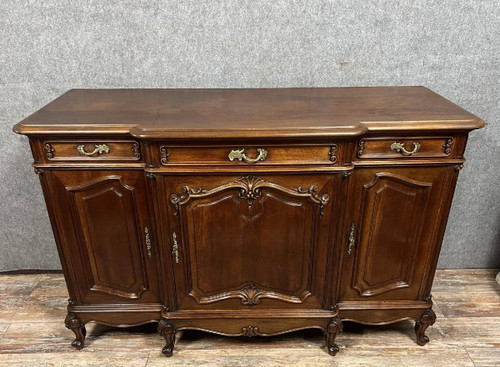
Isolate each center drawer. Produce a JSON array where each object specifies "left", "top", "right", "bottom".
[{"left": 158, "top": 145, "right": 339, "bottom": 166}]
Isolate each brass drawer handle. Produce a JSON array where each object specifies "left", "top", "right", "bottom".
[
  {"left": 390, "top": 142, "right": 421, "bottom": 156},
  {"left": 77, "top": 144, "right": 110, "bottom": 156},
  {"left": 228, "top": 148, "right": 267, "bottom": 163},
  {"left": 347, "top": 224, "right": 355, "bottom": 255}
]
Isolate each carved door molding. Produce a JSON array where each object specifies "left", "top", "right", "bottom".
[
  {"left": 41, "top": 170, "right": 161, "bottom": 305},
  {"left": 66, "top": 175, "right": 149, "bottom": 299},
  {"left": 352, "top": 172, "right": 432, "bottom": 297},
  {"left": 169, "top": 175, "right": 330, "bottom": 217}
]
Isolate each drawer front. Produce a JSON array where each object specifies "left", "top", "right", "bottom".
[
  {"left": 159, "top": 145, "right": 338, "bottom": 166},
  {"left": 356, "top": 137, "right": 454, "bottom": 159},
  {"left": 43, "top": 140, "right": 141, "bottom": 162}
]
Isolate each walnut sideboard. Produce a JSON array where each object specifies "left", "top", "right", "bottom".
[{"left": 13, "top": 87, "right": 484, "bottom": 356}]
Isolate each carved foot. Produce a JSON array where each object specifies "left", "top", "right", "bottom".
[
  {"left": 64, "top": 312, "right": 86, "bottom": 350},
  {"left": 324, "top": 316, "right": 343, "bottom": 356},
  {"left": 158, "top": 319, "right": 176, "bottom": 357},
  {"left": 415, "top": 308, "right": 436, "bottom": 346}
]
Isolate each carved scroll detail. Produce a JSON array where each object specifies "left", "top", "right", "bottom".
[
  {"left": 160, "top": 146, "right": 169, "bottom": 165},
  {"left": 132, "top": 142, "right": 141, "bottom": 159},
  {"left": 158, "top": 319, "right": 175, "bottom": 357},
  {"left": 325, "top": 316, "right": 342, "bottom": 356},
  {"left": 65, "top": 312, "right": 86, "bottom": 350},
  {"left": 44, "top": 142, "right": 54, "bottom": 159},
  {"left": 443, "top": 138, "right": 454, "bottom": 156},
  {"left": 415, "top": 308, "right": 436, "bottom": 346},
  {"left": 189, "top": 282, "right": 311, "bottom": 306},
  {"left": 34, "top": 167, "right": 44, "bottom": 175},
  {"left": 242, "top": 325, "right": 260, "bottom": 337},
  {"left": 170, "top": 187, "right": 208, "bottom": 215},
  {"left": 295, "top": 186, "right": 330, "bottom": 217},
  {"left": 329, "top": 144, "right": 338, "bottom": 163},
  {"left": 170, "top": 175, "right": 329, "bottom": 216},
  {"left": 357, "top": 140, "right": 366, "bottom": 157}
]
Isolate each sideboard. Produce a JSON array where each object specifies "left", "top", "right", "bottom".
[{"left": 13, "top": 87, "right": 484, "bottom": 356}]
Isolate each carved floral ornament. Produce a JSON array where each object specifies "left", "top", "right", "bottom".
[{"left": 169, "top": 175, "right": 330, "bottom": 216}]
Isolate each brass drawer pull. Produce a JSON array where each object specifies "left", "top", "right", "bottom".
[
  {"left": 145, "top": 227, "right": 152, "bottom": 258},
  {"left": 77, "top": 144, "right": 110, "bottom": 156},
  {"left": 228, "top": 148, "right": 267, "bottom": 163},
  {"left": 390, "top": 142, "right": 421, "bottom": 156},
  {"left": 172, "top": 232, "right": 179, "bottom": 264},
  {"left": 347, "top": 224, "right": 355, "bottom": 255}
]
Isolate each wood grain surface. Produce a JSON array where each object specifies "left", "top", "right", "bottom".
[
  {"left": 0, "top": 269, "right": 498, "bottom": 366},
  {"left": 13, "top": 87, "right": 484, "bottom": 137}
]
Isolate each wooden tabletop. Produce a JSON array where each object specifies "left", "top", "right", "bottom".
[{"left": 13, "top": 87, "right": 484, "bottom": 138}]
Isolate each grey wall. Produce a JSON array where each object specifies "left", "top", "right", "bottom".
[{"left": 1, "top": 1, "right": 499, "bottom": 271}]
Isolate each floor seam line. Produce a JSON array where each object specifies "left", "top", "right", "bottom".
[{"left": 463, "top": 347, "right": 477, "bottom": 367}]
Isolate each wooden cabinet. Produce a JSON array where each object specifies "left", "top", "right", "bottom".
[{"left": 13, "top": 87, "right": 484, "bottom": 356}]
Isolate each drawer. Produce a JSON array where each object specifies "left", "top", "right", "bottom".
[
  {"left": 356, "top": 137, "right": 454, "bottom": 159},
  {"left": 43, "top": 140, "right": 141, "bottom": 162},
  {"left": 158, "top": 145, "right": 339, "bottom": 166}
]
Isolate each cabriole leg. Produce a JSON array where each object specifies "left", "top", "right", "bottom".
[
  {"left": 158, "top": 318, "right": 176, "bottom": 357},
  {"left": 415, "top": 308, "right": 436, "bottom": 346},
  {"left": 324, "top": 316, "right": 343, "bottom": 356},
  {"left": 64, "top": 312, "right": 86, "bottom": 350}
]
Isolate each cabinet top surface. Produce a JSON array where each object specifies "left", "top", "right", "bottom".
[{"left": 13, "top": 87, "right": 484, "bottom": 138}]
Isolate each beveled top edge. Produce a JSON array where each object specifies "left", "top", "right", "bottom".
[
  {"left": 12, "top": 123, "right": 137, "bottom": 136},
  {"left": 12, "top": 87, "right": 485, "bottom": 138},
  {"left": 13, "top": 119, "right": 485, "bottom": 138}
]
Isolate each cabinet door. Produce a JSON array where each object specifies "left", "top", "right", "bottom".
[
  {"left": 45, "top": 170, "right": 160, "bottom": 304},
  {"left": 161, "top": 174, "right": 334, "bottom": 310},
  {"left": 340, "top": 167, "right": 449, "bottom": 301}
]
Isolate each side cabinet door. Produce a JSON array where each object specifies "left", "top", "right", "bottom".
[
  {"left": 45, "top": 170, "right": 160, "bottom": 304},
  {"left": 160, "top": 174, "right": 334, "bottom": 310},
  {"left": 340, "top": 167, "right": 449, "bottom": 301}
]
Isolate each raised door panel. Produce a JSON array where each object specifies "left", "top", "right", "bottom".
[
  {"left": 353, "top": 173, "right": 430, "bottom": 296},
  {"left": 163, "top": 175, "right": 334, "bottom": 310},
  {"left": 46, "top": 170, "right": 160, "bottom": 304},
  {"left": 340, "top": 168, "right": 448, "bottom": 301}
]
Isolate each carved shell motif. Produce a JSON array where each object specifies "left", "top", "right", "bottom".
[
  {"left": 239, "top": 284, "right": 265, "bottom": 306},
  {"left": 236, "top": 175, "right": 265, "bottom": 206}
]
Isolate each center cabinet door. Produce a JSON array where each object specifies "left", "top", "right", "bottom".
[{"left": 160, "top": 174, "right": 335, "bottom": 310}]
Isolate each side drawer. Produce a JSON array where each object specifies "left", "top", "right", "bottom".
[
  {"left": 356, "top": 136, "right": 454, "bottom": 160},
  {"left": 43, "top": 140, "right": 142, "bottom": 162}
]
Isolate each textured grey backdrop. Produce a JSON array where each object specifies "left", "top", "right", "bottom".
[{"left": 1, "top": 1, "right": 499, "bottom": 271}]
